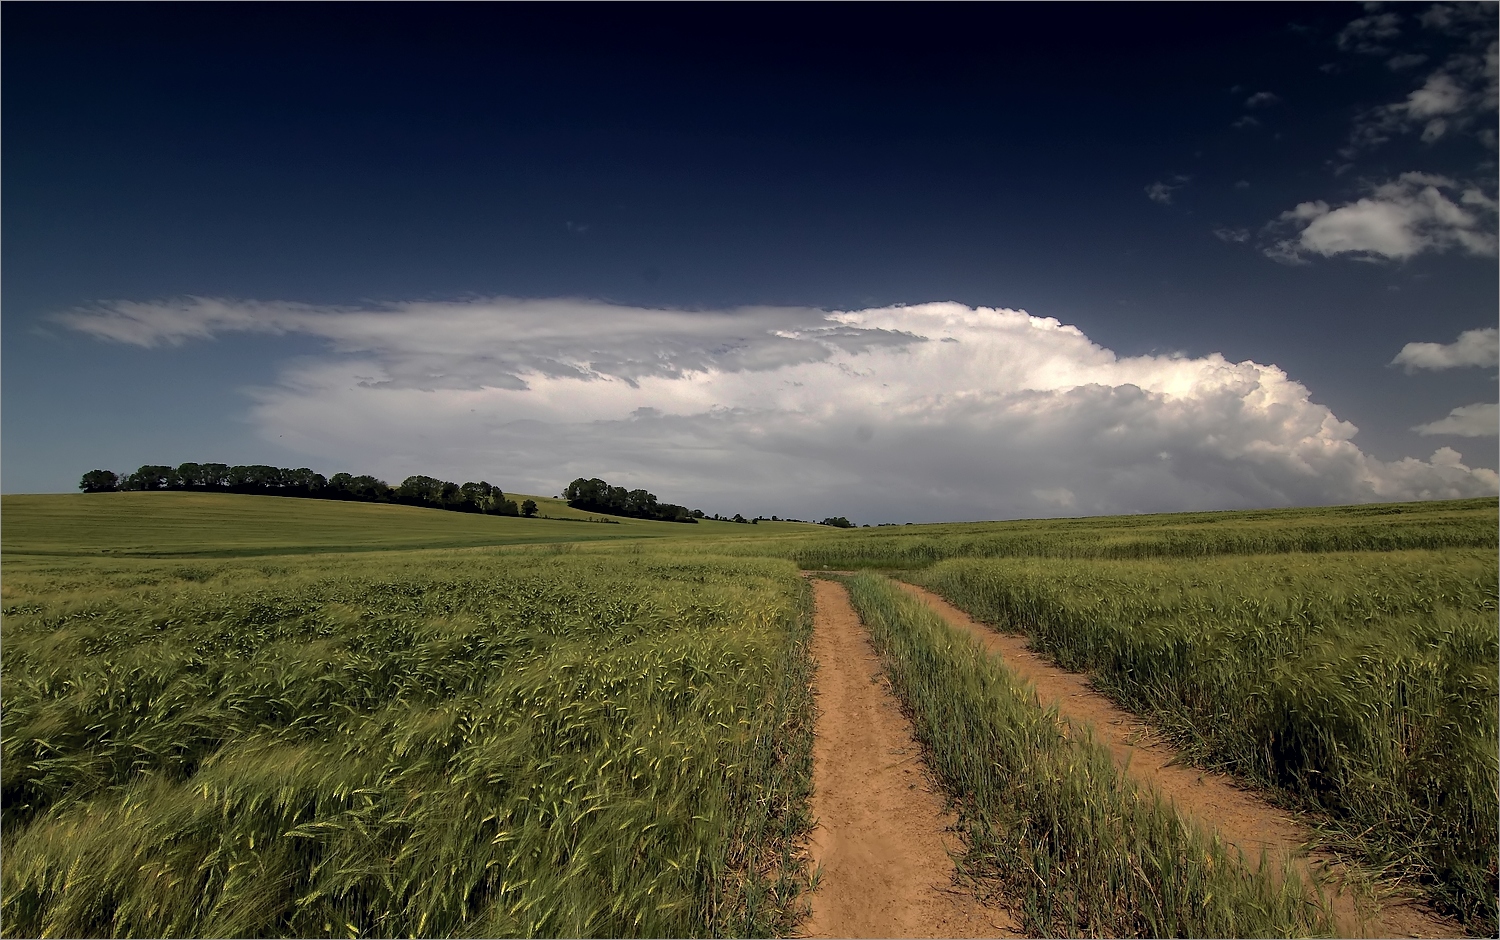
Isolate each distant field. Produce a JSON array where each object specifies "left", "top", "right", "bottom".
[
  {"left": 0, "top": 492, "right": 825, "bottom": 559},
  {"left": 684, "top": 496, "right": 1499, "bottom": 568}
]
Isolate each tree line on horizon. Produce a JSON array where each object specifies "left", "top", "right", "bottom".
[
  {"left": 77, "top": 465, "right": 856, "bottom": 528},
  {"left": 79, "top": 464, "right": 535, "bottom": 518},
  {"left": 561, "top": 477, "right": 856, "bottom": 527},
  {"left": 562, "top": 477, "right": 701, "bottom": 524}
]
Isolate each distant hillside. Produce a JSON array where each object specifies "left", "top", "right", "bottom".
[{"left": 0, "top": 492, "right": 821, "bottom": 560}]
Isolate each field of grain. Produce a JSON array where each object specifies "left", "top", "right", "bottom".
[
  {"left": 0, "top": 492, "right": 827, "bottom": 560},
  {"left": 1, "top": 549, "right": 814, "bottom": 937},
  {"left": 2, "top": 492, "right": 1494, "bottom": 937},
  {"left": 671, "top": 497, "right": 1500, "bottom": 932},
  {"left": 841, "top": 572, "right": 1329, "bottom": 937},
  {"left": 689, "top": 497, "right": 1498, "bottom": 569},
  {"left": 909, "top": 549, "right": 1499, "bottom": 931}
]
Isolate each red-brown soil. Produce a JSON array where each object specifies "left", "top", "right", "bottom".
[
  {"left": 897, "top": 581, "right": 1464, "bottom": 940},
  {"left": 799, "top": 577, "right": 1020, "bottom": 938}
]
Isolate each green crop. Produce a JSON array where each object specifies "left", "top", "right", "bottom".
[
  {"left": 0, "top": 492, "right": 828, "bottom": 560},
  {"left": 688, "top": 497, "right": 1498, "bottom": 570},
  {"left": 1, "top": 550, "right": 815, "bottom": 937},
  {"left": 841, "top": 572, "right": 1332, "bottom": 938},
  {"left": 909, "top": 550, "right": 1499, "bottom": 932},
  {"left": 5, "top": 493, "right": 1493, "bottom": 936}
]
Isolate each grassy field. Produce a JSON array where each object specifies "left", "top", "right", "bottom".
[
  {"left": 1, "top": 549, "right": 814, "bottom": 937},
  {"left": 667, "top": 497, "right": 1500, "bottom": 931},
  {"left": 907, "top": 547, "right": 1499, "bottom": 931},
  {"left": 686, "top": 497, "right": 1499, "bottom": 569},
  {"left": 0, "top": 492, "right": 826, "bottom": 559},
  {"left": 2, "top": 492, "right": 1494, "bottom": 935}
]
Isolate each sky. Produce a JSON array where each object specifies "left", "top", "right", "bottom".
[{"left": 4, "top": 2, "right": 1497, "bottom": 523}]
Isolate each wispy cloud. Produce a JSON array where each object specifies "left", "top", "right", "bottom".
[
  {"left": 1420, "top": 3, "right": 1499, "bottom": 36},
  {"left": 52, "top": 297, "right": 928, "bottom": 389},
  {"left": 1386, "top": 52, "right": 1430, "bottom": 71},
  {"left": 1414, "top": 402, "right": 1499, "bottom": 436},
  {"left": 1337, "top": 11, "right": 1403, "bottom": 55},
  {"left": 54, "top": 299, "right": 1499, "bottom": 520},
  {"left": 1347, "top": 61, "right": 1497, "bottom": 150},
  {"left": 1145, "top": 182, "right": 1176, "bottom": 204},
  {"left": 1266, "top": 173, "right": 1497, "bottom": 263},
  {"left": 1341, "top": 6, "right": 1497, "bottom": 153},
  {"left": 1244, "top": 91, "right": 1281, "bottom": 108},
  {"left": 1392, "top": 326, "right": 1500, "bottom": 371},
  {"left": 1145, "top": 176, "right": 1189, "bottom": 205}
]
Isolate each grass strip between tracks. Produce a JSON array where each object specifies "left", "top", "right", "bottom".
[{"left": 842, "top": 572, "right": 1333, "bottom": 938}]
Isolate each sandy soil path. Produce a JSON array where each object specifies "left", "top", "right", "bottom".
[
  {"left": 800, "top": 577, "right": 1019, "bottom": 939},
  {"left": 896, "top": 580, "right": 1462, "bottom": 939}
]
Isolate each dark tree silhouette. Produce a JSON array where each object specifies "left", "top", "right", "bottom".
[
  {"left": 85, "top": 461, "right": 525, "bottom": 519},
  {"left": 563, "top": 477, "right": 699, "bottom": 523},
  {"left": 78, "top": 470, "right": 120, "bottom": 493}
]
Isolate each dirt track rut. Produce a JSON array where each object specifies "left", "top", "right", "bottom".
[
  {"left": 801, "top": 577, "right": 1019, "bottom": 938},
  {"left": 896, "top": 580, "right": 1462, "bottom": 940}
]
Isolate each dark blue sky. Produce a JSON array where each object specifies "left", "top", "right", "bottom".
[{"left": 5, "top": 3, "right": 1496, "bottom": 518}]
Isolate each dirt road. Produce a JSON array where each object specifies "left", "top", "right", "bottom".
[
  {"left": 800, "top": 577, "right": 1019, "bottom": 939},
  {"left": 896, "top": 580, "right": 1461, "bottom": 940}
]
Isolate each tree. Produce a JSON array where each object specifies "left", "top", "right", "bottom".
[
  {"left": 346, "top": 475, "right": 391, "bottom": 501},
  {"left": 78, "top": 459, "right": 532, "bottom": 518},
  {"left": 819, "top": 516, "right": 854, "bottom": 528},
  {"left": 198, "top": 463, "right": 231, "bottom": 488},
  {"left": 228, "top": 465, "right": 284, "bottom": 493},
  {"left": 326, "top": 472, "right": 355, "bottom": 498},
  {"left": 456, "top": 481, "right": 516, "bottom": 515},
  {"left": 520, "top": 499, "right": 538, "bottom": 517},
  {"left": 125, "top": 465, "right": 174, "bottom": 491},
  {"left": 176, "top": 462, "right": 205, "bottom": 488},
  {"left": 460, "top": 481, "right": 489, "bottom": 511},
  {"left": 625, "top": 488, "right": 658, "bottom": 517},
  {"left": 279, "top": 468, "right": 326, "bottom": 496},
  {"left": 398, "top": 475, "right": 445, "bottom": 506},
  {"left": 79, "top": 469, "right": 119, "bottom": 493},
  {"left": 564, "top": 477, "right": 697, "bottom": 522}
]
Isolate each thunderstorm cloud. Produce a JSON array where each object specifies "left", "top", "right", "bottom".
[{"left": 56, "top": 298, "right": 1500, "bottom": 521}]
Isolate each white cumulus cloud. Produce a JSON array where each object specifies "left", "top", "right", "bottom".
[
  {"left": 1392, "top": 326, "right": 1500, "bottom": 371},
  {"left": 1414, "top": 402, "right": 1500, "bottom": 437},
  {"left": 54, "top": 298, "right": 1499, "bottom": 522},
  {"left": 1267, "top": 173, "right": 1497, "bottom": 263}
]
